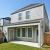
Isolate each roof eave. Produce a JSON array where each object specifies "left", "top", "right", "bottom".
[{"left": 11, "top": 3, "right": 44, "bottom": 15}]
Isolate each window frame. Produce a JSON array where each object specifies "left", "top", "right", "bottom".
[
  {"left": 26, "top": 11, "right": 30, "bottom": 19},
  {"left": 18, "top": 13, "right": 22, "bottom": 20},
  {"left": 27, "top": 27, "right": 33, "bottom": 39},
  {"left": 16, "top": 28, "right": 21, "bottom": 38},
  {"left": 21, "top": 27, "right": 26, "bottom": 38}
]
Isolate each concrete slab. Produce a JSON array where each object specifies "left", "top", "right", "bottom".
[{"left": 10, "top": 41, "right": 39, "bottom": 48}]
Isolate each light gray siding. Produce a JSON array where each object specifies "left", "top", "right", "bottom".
[
  {"left": 43, "top": 6, "right": 49, "bottom": 32},
  {"left": 3, "top": 26, "right": 8, "bottom": 41},
  {"left": 0, "top": 19, "right": 3, "bottom": 26},
  {"left": 11, "top": 6, "right": 44, "bottom": 23}
]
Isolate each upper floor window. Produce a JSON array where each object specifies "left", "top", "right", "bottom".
[
  {"left": 26, "top": 11, "right": 30, "bottom": 19},
  {"left": 18, "top": 13, "right": 22, "bottom": 20}
]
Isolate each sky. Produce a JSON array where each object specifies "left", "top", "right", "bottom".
[{"left": 0, "top": 0, "right": 50, "bottom": 21}]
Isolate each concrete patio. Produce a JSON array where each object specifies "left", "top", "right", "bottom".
[{"left": 10, "top": 41, "right": 39, "bottom": 47}]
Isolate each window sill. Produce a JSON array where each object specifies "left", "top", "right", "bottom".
[
  {"left": 27, "top": 37, "right": 33, "bottom": 39},
  {"left": 17, "top": 37, "right": 20, "bottom": 38},
  {"left": 22, "top": 37, "right": 26, "bottom": 38}
]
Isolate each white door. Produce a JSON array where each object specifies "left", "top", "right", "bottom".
[{"left": 9, "top": 29, "right": 14, "bottom": 41}]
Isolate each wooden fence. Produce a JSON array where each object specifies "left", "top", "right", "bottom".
[
  {"left": 0, "top": 32, "right": 4, "bottom": 43},
  {"left": 44, "top": 32, "right": 50, "bottom": 45},
  {"left": 0, "top": 32, "right": 4, "bottom": 37}
]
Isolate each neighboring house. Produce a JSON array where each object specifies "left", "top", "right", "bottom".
[
  {"left": 49, "top": 22, "right": 50, "bottom": 32},
  {"left": 1, "top": 3, "right": 49, "bottom": 47},
  {"left": 0, "top": 17, "right": 11, "bottom": 32}
]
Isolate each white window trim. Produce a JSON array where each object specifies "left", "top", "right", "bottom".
[
  {"left": 27, "top": 27, "right": 33, "bottom": 39},
  {"left": 16, "top": 28, "right": 21, "bottom": 38},
  {"left": 18, "top": 13, "right": 22, "bottom": 21},
  {"left": 25, "top": 10, "right": 30, "bottom": 20},
  {"left": 9, "top": 29, "right": 14, "bottom": 40},
  {"left": 21, "top": 27, "right": 26, "bottom": 38}
]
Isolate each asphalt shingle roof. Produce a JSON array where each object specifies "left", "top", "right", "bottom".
[{"left": 11, "top": 3, "right": 44, "bottom": 15}]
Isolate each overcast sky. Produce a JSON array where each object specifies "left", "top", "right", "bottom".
[{"left": 0, "top": 0, "right": 50, "bottom": 21}]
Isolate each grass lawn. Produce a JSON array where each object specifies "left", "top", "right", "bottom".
[
  {"left": 0, "top": 43, "right": 42, "bottom": 50},
  {"left": 43, "top": 45, "right": 50, "bottom": 50}
]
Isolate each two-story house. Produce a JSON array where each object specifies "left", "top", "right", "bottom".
[{"left": 2, "top": 3, "right": 49, "bottom": 47}]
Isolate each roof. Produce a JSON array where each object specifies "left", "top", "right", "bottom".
[
  {"left": 11, "top": 3, "right": 44, "bottom": 15},
  {"left": 1, "top": 17, "right": 11, "bottom": 20},
  {"left": 3, "top": 18, "right": 43, "bottom": 26}
]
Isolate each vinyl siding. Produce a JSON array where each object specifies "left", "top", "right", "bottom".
[{"left": 11, "top": 6, "right": 44, "bottom": 23}]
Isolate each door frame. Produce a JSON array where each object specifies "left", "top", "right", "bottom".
[
  {"left": 9, "top": 29, "right": 14, "bottom": 41},
  {"left": 35, "top": 28, "right": 38, "bottom": 43}
]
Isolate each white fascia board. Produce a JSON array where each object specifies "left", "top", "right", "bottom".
[{"left": 7, "top": 23, "right": 40, "bottom": 28}]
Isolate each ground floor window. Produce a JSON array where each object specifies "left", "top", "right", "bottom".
[
  {"left": 27, "top": 27, "right": 32, "bottom": 38},
  {"left": 22, "top": 28, "right": 26, "bottom": 37},
  {"left": 17, "top": 28, "right": 20, "bottom": 37},
  {"left": 17, "top": 27, "right": 33, "bottom": 38}
]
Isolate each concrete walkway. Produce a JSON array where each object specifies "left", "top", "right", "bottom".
[{"left": 10, "top": 41, "right": 39, "bottom": 48}]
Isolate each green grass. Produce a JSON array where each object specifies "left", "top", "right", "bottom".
[
  {"left": 43, "top": 45, "right": 50, "bottom": 50},
  {"left": 0, "top": 43, "right": 42, "bottom": 50}
]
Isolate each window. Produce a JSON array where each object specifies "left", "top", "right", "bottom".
[
  {"left": 22, "top": 28, "right": 26, "bottom": 37},
  {"left": 26, "top": 11, "right": 30, "bottom": 19},
  {"left": 28, "top": 28, "right": 32, "bottom": 38},
  {"left": 17, "top": 28, "right": 20, "bottom": 37},
  {"left": 18, "top": 13, "right": 22, "bottom": 20},
  {"left": 37, "top": 29, "right": 38, "bottom": 36}
]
